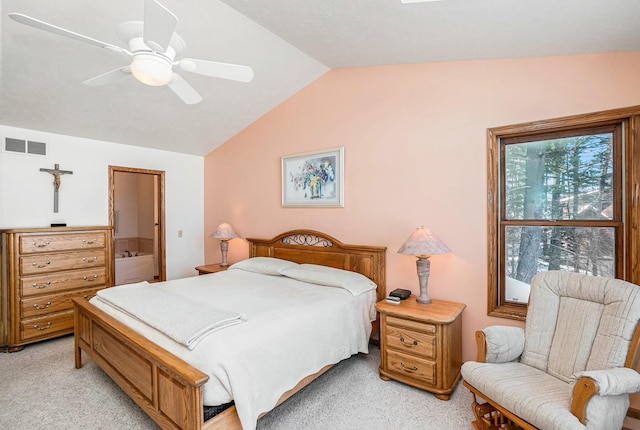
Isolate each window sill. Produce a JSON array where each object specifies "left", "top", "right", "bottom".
[{"left": 488, "top": 303, "right": 527, "bottom": 321}]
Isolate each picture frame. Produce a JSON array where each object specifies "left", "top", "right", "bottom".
[{"left": 282, "top": 147, "right": 344, "bottom": 207}]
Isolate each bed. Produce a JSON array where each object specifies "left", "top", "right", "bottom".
[{"left": 73, "top": 229, "right": 386, "bottom": 430}]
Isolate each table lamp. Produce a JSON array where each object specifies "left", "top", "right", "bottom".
[
  {"left": 209, "top": 223, "right": 240, "bottom": 267},
  {"left": 398, "top": 226, "right": 451, "bottom": 304}
]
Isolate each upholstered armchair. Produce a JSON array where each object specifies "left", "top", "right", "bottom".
[{"left": 462, "top": 271, "right": 640, "bottom": 430}]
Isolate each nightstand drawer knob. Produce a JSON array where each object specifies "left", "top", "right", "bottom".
[
  {"left": 400, "top": 337, "right": 418, "bottom": 347},
  {"left": 400, "top": 362, "right": 418, "bottom": 373}
]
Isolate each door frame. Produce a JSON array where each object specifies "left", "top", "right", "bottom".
[{"left": 109, "top": 165, "right": 166, "bottom": 282}]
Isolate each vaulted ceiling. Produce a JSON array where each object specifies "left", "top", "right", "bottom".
[{"left": 2, "top": 0, "right": 639, "bottom": 156}]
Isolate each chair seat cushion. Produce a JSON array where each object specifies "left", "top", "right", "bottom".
[{"left": 462, "top": 361, "right": 584, "bottom": 430}]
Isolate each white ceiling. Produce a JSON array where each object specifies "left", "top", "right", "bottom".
[{"left": 2, "top": 0, "right": 639, "bottom": 156}]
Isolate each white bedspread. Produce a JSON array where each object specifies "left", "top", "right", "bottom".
[
  {"left": 90, "top": 269, "right": 376, "bottom": 430},
  {"left": 94, "top": 282, "right": 246, "bottom": 350}
]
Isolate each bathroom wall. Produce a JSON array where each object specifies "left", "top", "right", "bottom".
[{"left": 113, "top": 171, "right": 155, "bottom": 257}]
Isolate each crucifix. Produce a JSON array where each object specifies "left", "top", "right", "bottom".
[{"left": 40, "top": 163, "right": 73, "bottom": 213}]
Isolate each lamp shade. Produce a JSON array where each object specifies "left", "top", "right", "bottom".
[
  {"left": 209, "top": 223, "right": 240, "bottom": 240},
  {"left": 398, "top": 226, "right": 451, "bottom": 257}
]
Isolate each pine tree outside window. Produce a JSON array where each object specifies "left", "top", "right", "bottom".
[{"left": 487, "top": 107, "right": 640, "bottom": 321}]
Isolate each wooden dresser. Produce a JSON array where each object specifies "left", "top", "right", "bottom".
[
  {"left": 376, "top": 297, "right": 465, "bottom": 400},
  {"left": 1, "top": 226, "right": 113, "bottom": 352}
]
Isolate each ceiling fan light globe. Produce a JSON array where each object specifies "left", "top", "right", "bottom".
[{"left": 131, "top": 54, "right": 172, "bottom": 86}]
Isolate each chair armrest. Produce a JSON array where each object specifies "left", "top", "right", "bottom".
[
  {"left": 570, "top": 368, "right": 640, "bottom": 424},
  {"left": 573, "top": 367, "right": 640, "bottom": 396},
  {"left": 476, "top": 326, "right": 525, "bottom": 363}
]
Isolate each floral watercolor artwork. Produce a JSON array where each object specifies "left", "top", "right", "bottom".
[
  {"left": 282, "top": 148, "right": 344, "bottom": 207},
  {"left": 290, "top": 157, "right": 335, "bottom": 199}
]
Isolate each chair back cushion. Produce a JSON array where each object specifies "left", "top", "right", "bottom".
[{"left": 521, "top": 271, "right": 640, "bottom": 383}]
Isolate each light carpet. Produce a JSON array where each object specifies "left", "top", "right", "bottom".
[{"left": 0, "top": 335, "right": 475, "bottom": 429}]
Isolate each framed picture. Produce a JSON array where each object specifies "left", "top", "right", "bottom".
[{"left": 282, "top": 147, "right": 344, "bottom": 207}]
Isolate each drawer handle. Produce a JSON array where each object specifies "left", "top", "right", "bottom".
[
  {"left": 83, "top": 239, "right": 99, "bottom": 245},
  {"left": 83, "top": 275, "right": 99, "bottom": 282},
  {"left": 31, "top": 282, "right": 51, "bottom": 289},
  {"left": 32, "top": 261, "right": 51, "bottom": 268},
  {"left": 82, "top": 257, "right": 98, "bottom": 263},
  {"left": 83, "top": 295, "right": 91, "bottom": 300},
  {"left": 400, "top": 337, "right": 418, "bottom": 348},
  {"left": 401, "top": 362, "right": 418, "bottom": 373},
  {"left": 33, "top": 301, "right": 52, "bottom": 310},
  {"left": 33, "top": 322, "right": 52, "bottom": 331},
  {"left": 33, "top": 241, "right": 50, "bottom": 248}
]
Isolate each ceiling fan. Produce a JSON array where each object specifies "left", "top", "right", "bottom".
[{"left": 8, "top": 0, "right": 254, "bottom": 104}]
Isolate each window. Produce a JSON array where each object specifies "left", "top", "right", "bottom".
[{"left": 488, "top": 107, "right": 640, "bottom": 320}]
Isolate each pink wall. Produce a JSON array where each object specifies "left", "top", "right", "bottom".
[{"left": 204, "top": 52, "right": 640, "bottom": 364}]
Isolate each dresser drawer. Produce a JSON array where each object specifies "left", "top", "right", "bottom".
[
  {"left": 21, "top": 268, "right": 106, "bottom": 297},
  {"left": 20, "top": 250, "right": 106, "bottom": 275},
  {"left": 385, "top": 324, "right": 436, "bottom": 359},
  {"left": 20, "top": 310, "right": 74, "bottom": 341},
  {"left": 21, "top": 287, "right": 101, "bottom": 319},
  {"left": 386, "top": 350, "right": 436, "bottom": 385},
  {"left": 20, "top": 232, "right": 106, "bottom": 254}
]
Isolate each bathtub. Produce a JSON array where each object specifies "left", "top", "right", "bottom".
[{"left": 115, "top": 253, "right": 155, "bottom": 286}]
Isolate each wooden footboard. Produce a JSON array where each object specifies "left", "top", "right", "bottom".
[
  {"left": 74, "top": 297, "right": 335, "bottom": 430},
  {"left": 74, "top": 297, "right": 214, "bottom": 429}
]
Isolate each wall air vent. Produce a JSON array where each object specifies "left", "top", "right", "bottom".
[
  {"left": 28, "top": 141, "right": 46, "bottom": 155},
  {"left": 5, "top": 137, "right": 26, "bottom": 153},
  {"left": 4, "top": 137, "right": 46, "bottom": 156}
]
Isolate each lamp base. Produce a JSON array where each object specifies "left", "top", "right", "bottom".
[
  {"left": 415, "top": 256, "right": 432, "bottom": 305},
  {"left": 220, "top": 239, "right": 230, "bottom": 267},
  {"left": 416, "top": 296, "right": 432, "bottom": 305}
]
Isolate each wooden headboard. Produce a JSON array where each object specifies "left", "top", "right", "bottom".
[{"left": 248, "top": 230, "right": 387, "bottom": 336}]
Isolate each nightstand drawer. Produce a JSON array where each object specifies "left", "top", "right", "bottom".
[
  {"left": 385, "top": 324, "right": 436, "bottom": 358},
  {"left": 387, "top": 315, "right": 436, "bottom": 333},
  {"left": 386, "top": 350, "right": 436, "bottom": 385}
]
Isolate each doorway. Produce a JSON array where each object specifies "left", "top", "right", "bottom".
[{"left": 109, "top": 166, "right": 166, "bottom": 285}]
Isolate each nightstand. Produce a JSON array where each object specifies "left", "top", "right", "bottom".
[
  {"left": 195, "top": 263, "right": 228, "bottom": 275},
  {"left": 376, "top": 296, "right": 465, "bottom": 400}
]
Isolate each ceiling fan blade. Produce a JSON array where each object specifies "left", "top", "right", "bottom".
[
  {"left": 8, "top": 13, "right": 131, "bottom": 56},
  {"left": 167, "top": 74, "right": 203, "bottom": 104},
  {"left": 179, "top": 59, "right": 254, "bottom": 83},
  {"left": 83, "top": 67, "right": 131, "bottom": 86},
  {"left": 143, "top": 0, "right": 178, "bottom": 52}
]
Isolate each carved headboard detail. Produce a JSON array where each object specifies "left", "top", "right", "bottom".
[{"left": 248, "top": 229, "right": 387, "bottom": 307}]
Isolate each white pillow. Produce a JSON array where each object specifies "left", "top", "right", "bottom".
[
  {"left": 228, "top": 257, "right": 299, "bottom": 276},
  {"left": 280, "top": 264, "right": 377, "bottom": 296}
]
